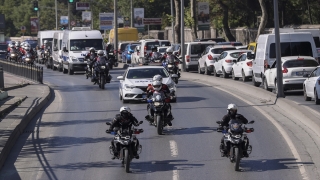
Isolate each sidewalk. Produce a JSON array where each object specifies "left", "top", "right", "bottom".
[{"left": 0, "top": 72, "right": 51, "bottom": 169}]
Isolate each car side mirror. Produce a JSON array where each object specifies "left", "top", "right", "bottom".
[
  {"left": 63, "top": 47, "right": 68, "bottom": 52},
  {"left": 248, "top": 120, "right": 255, "bottom": 124},
  {"left": 303, "top": 74, "right": 310, "bottom": 77},
  {"left": 233, "top": 59, "right": 237, "bottom": 63},
  {"left": 117, "top": 76, "right": 124, "bottom": 80}
]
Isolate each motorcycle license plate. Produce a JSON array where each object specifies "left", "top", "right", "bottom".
[
  {"left": 101, "top": 66, "right": 106, "bottom": 69},
  {"left": 109, "top": 53, "right": 114, "bottom": 55},
  {"left": 168, "top": 64, "right": 173, "bottom": 68},
  {"left": 142, "top": 94, "right": 147, "bottom": 99}
]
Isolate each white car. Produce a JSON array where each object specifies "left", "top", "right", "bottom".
[
  {"left": 158, "top": 46, "right": 170, "bottom": 55},
  {"left": 213, "top": 50, "right": 252, "bottom": 78},
  {"left": 231, "top": 51, "right": 254, "bottom": 82},
  {"left": 263, "top": 56, "right": 318, "bottom": 93},
  {"left": 303, "top": 66, "right": 320, "bottom": 104},
  {"left": 198, "top": 45, "right": 236, "bottom": 75},
  {"left": 117, "top": 66, "right": 177, "bottom": 103}
]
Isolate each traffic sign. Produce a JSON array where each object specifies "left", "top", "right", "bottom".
[
  {"left": 71, "top": 21, "right": 75, "bottom": 26},
  {"left": 143, "top": 18, "right": 162, "bottom": 25},
  {"left": 21, "top": 26, "right": 26, "bottom": 32}
]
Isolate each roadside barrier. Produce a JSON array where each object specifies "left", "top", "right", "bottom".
[{"left": 0, "top": 59, "right": 43, "bottom": 84}]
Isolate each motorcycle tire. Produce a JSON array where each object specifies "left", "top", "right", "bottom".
[
  {"left": 174, "top": 77, "right": 178, "bottom": 84},
  {"left": 234, "top": 147, "right": 241, "bottom": 171},
  {"left": 101, "top": 76, "right": 106, "bottom": 89},
  {"left": 156, "top": 115, "right": 163, "bottom": 135},
  {"left": 124, "top": 149, "right": 130, "bottom": 173}
]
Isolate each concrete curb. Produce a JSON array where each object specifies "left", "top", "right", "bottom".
[
  {"left": 0, "top": 91, "right": 8, "bottom": 100},
  {"left": 0, "top": 85, "right": 52, "bottom": 169},
  {"left": 0, "top": 96, "right": 27, "bottom": 118},
  {"left": 3, "top": 83, "right": 30, "bottom": 91}
]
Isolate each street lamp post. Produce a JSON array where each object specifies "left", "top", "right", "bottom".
[
  {"left": 114, "top": 0, "right": 118, "bottom": 60},
  {"left": 181, "top": 0, "right": 186, "bottom": 72},
  {"left": 274, "top": 0, "right": 284, "bottom": 98},
  {"left": 171, "top": 0, "right": 175, "bottom": 43}
]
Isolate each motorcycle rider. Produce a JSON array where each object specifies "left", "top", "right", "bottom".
[
  {"left": 150, "top": 46, "right": 162, "bottom": 62},
  {"left": 92, "top": 50, "right": 111, "bottom": 84},
  {"left": 163, "top": 47, "right": 181, "bottom": 77},
  {"left": 145, "top": 80, "right": 174, "bottom": 126},
  {"left": 85, "top": 47, "right": 97, "bottom": 79},
  {"left": 41, "top": 40, "right": 50, "bottom": 59},
  {"left": 106, "top": 106, "right": 140, "bottom": 159},
  {"left": 219, "top": 104, "right": 250, "bottom": 157}
]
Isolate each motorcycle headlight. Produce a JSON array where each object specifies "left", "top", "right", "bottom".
[
  {"left": 11, "top": 54, "right": 15, "bottom": 57},
  {"left": 124, "top": 84, "right": 135, "bottom": 90},
  {"left": 154, "top": 102, "right": 163, "bottom": 106},
  {"left": 25, "top": 58, "right": 30, "bottom": 61},
  {"left": 101, "top": 66, "right": 106, "bottom": 69}
]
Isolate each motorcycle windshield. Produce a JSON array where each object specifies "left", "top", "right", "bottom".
[
  {"left": 152, "top": 52, "right": 161, "bottom": 59},
  {"left": 167, "top": 55, "right": 175, "bottom": 64},
  {"left": 229, "top": 119, "right": 243, "bottom": 134},
  {"left": 152, "top": 91, "right": 165, "bottom": 102},
  {"left": 97, "top": 57, "right": 107, "bottom": 65}
]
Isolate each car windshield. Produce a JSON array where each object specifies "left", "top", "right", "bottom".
[
  {"left": 0, "top": 45, "right": 6, "bottom": 50},
  {"left": 121, "top": 43, "right": 130, "bottom": 51},
  {"left": 126, "top": 68, "right": 169, "bottom": 79},
  {"left": 25, "top": 40, "right": 38, "bottom": 49},
  {"left": 211, "top": 48, "right": 236, "bottom": 54},
  {"left": 159, "top": 48, "right": 167, "bottom": 53},
  {"left": 160, "top": 41, "right": 171, "bottom": 46},
  {"left": 191, "top": 44, "right": 215, "bottom": 54},
  {"left": 70, "top": 39, "right": 103, "bottom": 51},
  {"left": 146, "top": 42, "right": 160, "bottom": 50},
  {"left": 283, "top": 59, "right": 319, "bottom": 68},
  {"left": 269, "top": 42, "right": 313, "bottom": 58},
  {"left": 230, "top": 52, "right": 246, "bottom": 58},
  {"left": 128, "top": 44, "right": 138, "bottom": 50}
]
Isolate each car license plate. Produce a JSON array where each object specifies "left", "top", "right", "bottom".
[
  {"left": 296, "top": 71, "right": 308, "bottom": 76},
  {"left": 84, "top": 61, "right": 87, "bottom": 63},
  {"left": 191, "top": 58, "right": 198, "bottom": 61},
  {"left": 142, "top": 94, "right": 146, "bottom": 99}
]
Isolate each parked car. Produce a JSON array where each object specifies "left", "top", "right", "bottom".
[
  {"left": 263, "top": 56, "right": 318, "bottom": 93},
  {"left": 303, "top": 66, "right": 320, "bottom": 104},
  {"left": 231, "top": 51, "right": 255, "bottom": 81},
  {"left": 158, "top": 46, "right": 170, "bottom": 55},
  {"left": 0, "top": 43, "right": 7, "bottom": 59},
  {"left": 198, "top": 45, "right": 236, "bottom": 75},
  {"left": 216, "top": 42, "right": 243, "bottom": 47},
  {"left": 122, "top": 43, "right": 140, "bottom": 63},
  {"left": 195, "top": 38, "right": 226, "bottom": 43},
  {"left": 117, "top": 66, "right": 177, "bottom": 103},
  {"left": 131, "top": 45, "right": 141, "bottom": 64},
  {"left": 213, "top": 50, "right": 252, "bottom": 78}
]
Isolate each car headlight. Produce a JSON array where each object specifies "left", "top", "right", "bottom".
[
  {"left": 124, "top": 84, "right": 135, "bottom": 90},
  {"left": 70, "top": 56, "right": 78, "bottom": 62}
]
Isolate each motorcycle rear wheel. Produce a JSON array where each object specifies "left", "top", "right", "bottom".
[
  {"left": 101, "top": 76, "right": 106, "bottom": 89},
  {"left": 156, "top": 115, "right": 163, "bottom": 135},
  {"left": 234, "top": 147, "right": 241, "bottom": 171},
  {"left": 124, "top": 149, "right": 130, "bottom": 173}
]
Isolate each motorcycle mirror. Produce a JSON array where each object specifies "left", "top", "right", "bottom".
[
  {"left": 216, "top": 121, "right": 221, "bottom": 124},
  {"left": 139, "top": 121, "right": 143, "bottom": 124},
  {"left": 249, "top": 120, "right": 255, "bottom": 124},
  {"left": 106, "top": 122, "right": 111, "bottom": 125}
]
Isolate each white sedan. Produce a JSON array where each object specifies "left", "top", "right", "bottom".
[
  {"left": 117, "top": 66, "right": 177, "bottom": 103},
  {"left": 231, "top": 51, "right": 254, "bottom": 82},
  {"left": 303, "top": 66, "right": 320, "bottom": 104}
]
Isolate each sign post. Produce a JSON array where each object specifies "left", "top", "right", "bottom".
[
  {"left": 143, "top": 18, "right": 162, "bottom": 39},
  {"left": 99, "top": 13, "right": 113, "bottom": 30}
]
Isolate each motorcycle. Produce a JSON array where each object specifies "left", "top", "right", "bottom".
[
  {"left": 93, "top": 57, "right": 112, "bottom": 89},
  {"left": 145, "top": 91, "right": 172, "bottom": 135},
  {"left": 106, "top": 121, "right": 143, "bottom": 173},
  {"left": 44, "top": 48, "right": 52, "bottom": 68},
  {"left": 22, "top": 52, "right": 35, "bottom": 65},
  {"left": 7, "top": 48, "right": 19, "bottom": 62},
  {"left": 84, "top": 54, "right": 96, "bottom": 79},
  {"left": 164, "top": 56, "right": 181, "bottom": 84},
  {"left": 107, "top": 51, "right": 118, "bottom": 69},
  {"left": 216, "top": 119, "right": 254, "bottom": 171}
]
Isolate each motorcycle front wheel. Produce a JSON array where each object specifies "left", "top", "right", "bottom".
[
  {"left": 156, "top": 115, "right": 163, "bottom": 135},
  {"left": 234, "top": 147, "right": 241, "bottom": 171},
  {"left": 173, "top": 77, "right": 178, "bottom": 84},
  {"left": 124, "top": 149, "right": 130, "bottom": 173},
  {"left": 101, "top": 75, "right": 106, "bottom": 89}
]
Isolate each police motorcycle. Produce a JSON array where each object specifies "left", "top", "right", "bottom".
[
  {"left": 44, "top": 47, "right": 52, "bottom": 68},
  {"left": 22, "top": 51, "right": 35, "bottom": 65},
  {"left": 107, "top": 50, "right": 118, "bottom": 69},
  {"left": 145, "top": 91, "right": 172, "bottom": 135},
  {"left": 163, "top": 55, "right": 180, "bottom": 84},
  {"left": 8, "top": 48, "right": 19, "bottom": 62},
  {"left": 83, "top": 52, "right": 96, "bottom": 79},
  {"left": 216, "top": 119, "right": 254, "bottom": 171},
  {"left": 93, "top": 56, "right": 112, "bottom": 89},
  {"left": 106, "top": 121, "right": 143, "bottom": 173}
]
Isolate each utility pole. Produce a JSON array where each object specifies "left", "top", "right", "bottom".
[
  {"left": 114, "top": 0, "right": 118, "bottom": 60},
  {"left": 130, "top": 0, "right": 133, "bottom": 27},
  {"left": 274, "top": 0, "right": 284, "bottom": 98},
  {"left": 55, "top": 0, "right": 57, "bottom": 30},
  {"left": 171, "top": 0, "right": 175, "bottom": 43},
  {"left": 181, "top": 0, "right": 186, "bottom": 72},
  {"left": 68, "top": 3, "right": 70, "bottom": 30}
]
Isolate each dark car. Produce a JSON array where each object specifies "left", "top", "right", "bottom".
[
  {"left": 121, "top": 43, "right": 139, "bottom": 63},
  {"left": 195, "top": 38, "right": 226, "bottom": 43},
  {"left": 0, "top": 43, "right": 7, "bottom": 59}
]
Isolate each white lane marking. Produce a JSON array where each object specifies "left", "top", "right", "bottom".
[
  {"left": 198, "top": 81, "right": 309, "bottom": 180},
  {"left": 169, "top": 140, "right": 178, "bottom": 157},
  {"left": 173, "top": 169, "right": 179, "bottom": 180}
]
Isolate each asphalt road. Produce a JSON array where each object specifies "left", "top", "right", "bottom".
[{"left": 0, "top": 65, "right": 303, "bottom": 180}]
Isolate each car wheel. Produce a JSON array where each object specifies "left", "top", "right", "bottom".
[
  {"left": 68, "top": 65, "right": 74, "bottom": 75},
  {"left": 315, "top": 89, "right": 320, "bottom": 105},
  {"left": 119, "top": 91, "right": 123, "bottom": 100},
  {"left": 242, "top": 70, "right": 249, "bottom": 82},
  {"left": 213, "top": 67, "right": 219, "bottom": 77},
  {"left": 63, "top": 66, "right": 68, "bottom": 74},
  {"left": 198, "top": 63, "right": 204, "bottom": 74},
  {"left": 232, "top": 69, "right": 239, "bottom": 80},
  {"left": 263, "top": 77, "right": 272, "bottom": 92},
  {"left": 274, "top": 80, "right": 278, "bottom": 95},
  {"left": 222, "top": 67, "right": 228, "bottom": 78},
  {"left": 204, "top": 63, "right": 211, "bottom": 75},
  {"left": 303, "top": 86, "right": 311, "bottom": 101},
  {"left": 252, "top": 73, "right": 261, "bottom": 87}
]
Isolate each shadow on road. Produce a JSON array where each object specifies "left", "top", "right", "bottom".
[{"left": 176, "top": 96, "right": 206, "bottom": 103}]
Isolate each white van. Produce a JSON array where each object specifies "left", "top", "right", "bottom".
[
  {"left": 182, "top": 41, "right": 216, "bottom": 71},
  {"left": 273, "top": 28, "right": 320, "bottom": 48},
  {"left": 252, "top": 32, "right": 318, "bottom": 87},
  {"left": 139, "top": 39, "right": 160, "bottom": 64},
  {"left": 61, "top": 29, "right": 105, "bottom": 75},
  {"left": 37, "top": 30, "right": 59, "bottom": 62},
  {"left": 52, "top": 31, "right": 64, "bottom": 71}
]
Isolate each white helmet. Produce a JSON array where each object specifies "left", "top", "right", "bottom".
[
  {"left": 120, "top": 106, "right": 131, "bottom": 118},
  {"left": 25, "top": 47, "right": 30, "bottom": 51},
  {"left": 166, "top": 47, "right": 173, "bottom": 53},
  {"left": 152, "top": 74, "right": 163, "bottom": 82},
  {"left": 97, "top": 50, "right": 104, "bottom": 56},
  {"left": 152, "top": 80, "right": 162, "bottom": 91},
  {"left": 44, "top": 40, "right": 48, "bottom": 44},
  {"left": 227, "top": 103, "right": 237, "bottom": 115}
]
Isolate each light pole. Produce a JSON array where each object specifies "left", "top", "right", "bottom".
[
  {"left": 274, "top": 0, "right": 284, "bottom": 98},
  {"left": 114, "top": 0, "right": 118, "bottom": 60},
  {"left": 171, "top": 0, "right": 175, "bottom": 43},
  {"left": 131, "top": 0, "right": 133, "bottom": 27},
  {"left": 55, "top": 0, "right": 57, "bottom": 30},
  {"left": 181, "top": 0, "right": 186, "bottom": 72}
]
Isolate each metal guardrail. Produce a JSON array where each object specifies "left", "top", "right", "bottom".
[{"left": 0, "top": 59, "right": 43, "bottom": 84}]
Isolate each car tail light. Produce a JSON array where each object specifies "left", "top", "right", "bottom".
[
  {"left": 144, "top": 51, "right": 147, "bottom": 55},
  {"left": 186, "top": 55, "right": 190, "bottom": 62},
  {"left": 208, "top": 55, "right": 213, "bottom": 60},
  {"left": 144, "top": 46, "right": 147, "bottom": 51},
  {"left": 297, "top": 58, "right": 304, "bottom": 60},
  {"left": 282, "top": 67, "right": 288, "bottom": 73},
  {"left": 246, "top": 61, "right": 252, "bottom": 67},
  {"left": 225, "top": 59, "right": 232, "bottom": 63}
]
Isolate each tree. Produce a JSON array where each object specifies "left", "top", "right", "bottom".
[
  {"left": 256, "top": 0, "right": 268, "bottom": 41},
  {"left": 174, "top": 0, "right": 181, "bottom": 43},
  {"left": 190, "top": 0, "right": 197, "bottom": 40},
  {"left": 216, "top": 0, "right": 235, "bottom": 41}
]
